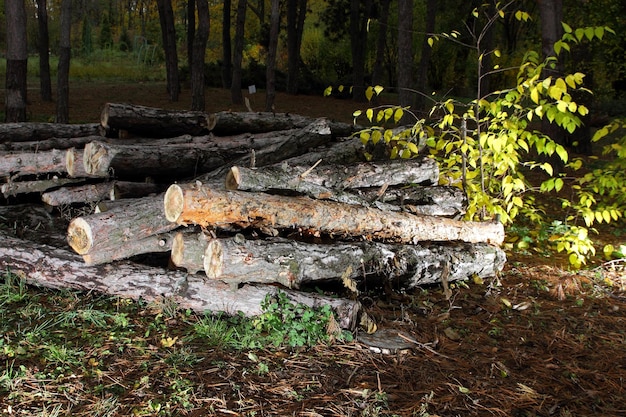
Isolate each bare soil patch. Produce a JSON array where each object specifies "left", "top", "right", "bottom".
[{"left": 1, "top": 83, "right": 625, "bottom": 416}]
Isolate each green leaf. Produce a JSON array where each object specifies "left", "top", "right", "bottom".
[
  {"left": 366, "top": 108, "right": 374, "bottom": 122},
  {"left": 427, "top": 37, "right": 434, "bottom": 47},
  {"left": 352, "top": 110, "right": 362, "bottom": 118},
  {"left": 394, "top": 108, "right": 404, "bottom": 124},
  {"left": 365, "top": 86, "right": 374, "bottom": 102},
  {"left": 530, "top": 88, "right": 539, "bottom": 104},
  {"left": 407, "top": 142, "right": 419, "bottom": 154},
  {"left": 562, "top": 22, "right": 573, "bottom": 33},
  {"left": 323, "top": 86, "right": 333, "bottom": 97},
  {"left": 374, "top": 85, "right": 384, "bottom": 95},
  {"left": 371, "top": 129, "right": 382, "bottom": 145},
  {"left": 555, "top": 144, "right": 568, "bottom": 163},
  {"left": 584, "top": 27, "right": 595, "bottom": 41},
  {"left": 594, "top": 26, "right": 604, "bottom": 39},
  {"left": 554, "top": 178, "right": 564, "bottom": 192}
]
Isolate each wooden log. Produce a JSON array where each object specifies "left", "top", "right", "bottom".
[
  {"left": 0, "top": 231, "right": 360, "bottom": 329},
  {"left": 171, "top": 233, "right": 506, "bottom": 289},
  {"left": 101, "top": 102, "right": 216, "bottom": 138},
  {"left": 2, "top": 177, "right": 86, "bottom": 197},
  {"left": 211, "top": 111, "right": 355, "bottom": 138},
  {"left": 0, "top": 123, "right": 102, "bottom": 143},
  {"left": 67, "top": 194, "right": 177, "bottom": 257},
  {"left": 164, "top": 185, "right": 505, "bottom": 245},
  {"left": 0, "top": 148, "right": 68, "bottom": 177},
  {"left": 41, "top": 181, "right": 164, "bottom": 206},
  {"left": 1, "top": 135, "right": 103, "bottom": 152},
  {"left": 82, "top": 230, "right": 178, "bottom": 266}
]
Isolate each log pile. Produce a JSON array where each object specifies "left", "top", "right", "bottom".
[{"left": 0, "top": 103, "right": 506, "bottom": 331}]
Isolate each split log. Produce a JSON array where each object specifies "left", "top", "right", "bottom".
[
  {"left": 211, "top": 111, "right": 355, "bottom": 137},
  {"left": 101, "top": 102, "right": 216, "bottom": 138},
  {"left": 2, "top": 177, "right": 86, "bottom": 197},
  {"left": 0, "top": 231, "right": 360, "bottom": 329},
  {"left": 164, "top": 185, "right": 505, "bottom": 245},
  {"left": 0, "top": 148, "right": 68, "bottom": 177},
  {"left": 67, "top": 194, "right": 178, "bottom": 259},
  {"left": 0, "top": 123, "right": 102, "bottom": 143},
  {"left": 1, "top": 135, "right": 103, "bottom": 152},
  {"left": 171, "top": 233, "right": 506, "bottom": 289},
  {"left": 41, "top": 181, "right": 164, "bottom": 206}
]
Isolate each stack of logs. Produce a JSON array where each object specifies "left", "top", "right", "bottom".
[{"left": 0, "top": 103, "right": 506, "bottom": 330}]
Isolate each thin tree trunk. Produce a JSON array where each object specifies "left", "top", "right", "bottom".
[
  {"left": 397, "top": 0, "right": 414, "bottom": 119},
  {"left": 371, "top": 0, "right": 390, "bottom": 89},
  {"left": 265, "top": 0, "right": 280, "bottom": 111},
  {"left": 191, "top": 0, "right": 210, "bottom": 111},
  {"left": 157, "top": 0, "right": 180, "bottom": 101},
  {"left": 231, "top": 0, "right": 247, "bottom": 104},
  {"left": 187, "top": 0, "right": 195, "bottom": 70},
  {"left": 350, "top": 0, "right": 372, "bottom": 102},
  {"left": 415, "top": 0, "right": 436, "bottom": 112},
  {"left": 286, "top": 0, "right": 307, "bottom": 95},
  {"left": 221, "top": 0, "right": 233, "bottom": 89},
  {"left": 5, "top": 0, "right": 29, "bottom": 122},
  {"left": 56, "top": 0, "right": 71, "bottom": 123},
  {"left": 36, "top": 0, "right": 52, "bottom": 102}
]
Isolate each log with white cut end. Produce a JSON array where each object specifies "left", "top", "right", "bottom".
[
  {"left": 171, "top": 233, "right": 506, "bottom": 289},
  {"left": 0, "top": 123, "right": 102, "bottom": 143},
  {"left": 164, "top": 184, "right": 505, "bottom": 246},
  {"left": 101, "top": 103, "right": 216, "bottom": 138},
  {"left": 0, "top": 231, "right": 360, "bottom": 329},
  {"left": 0, "top": 148, "right": 68, "bottom": 177},
  {"left": 67, "top": 195, "right": 178, "bottom": 260}
]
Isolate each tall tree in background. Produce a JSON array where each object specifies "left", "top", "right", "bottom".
[
  {"left": 187, "top": 0, "right": 196, "bottom": 69},
  {"left": 191, "top": 0, "right": 210, "bottom": 111},
  {"left": 231, "top": 0, "right": 247, "bottom": 105},
  {"left": 415, "top": 0, "right": 436, "bottom": 113},
  {"left": 221, "top": 0, "right": 233, "bottom": 89},
  {"left": 286, "top": 0, "right": 307, "bottom": 95},
  {"left": 265, "top": 0, "right": 280, "bottom": 111},
  {"left": 36, "top": 0, "right": 52, "bottom": 102},
  {"left": 349, "top": 0, "right": 373, "bottom": 102},
  {"left": 157, "top": 0, "right": 180, "bottom": 101},
  {"left": 4, "top": 0, "right": 28, "bottom": 122},
  {"left": 397, "top": 0, "right": 414, "bottom": 114},
  {"left": 56, "top": 0, "right": 72, "bottom": 123},
  {"left": 371, "top": 0, "right": 390, "bottom": 89}
]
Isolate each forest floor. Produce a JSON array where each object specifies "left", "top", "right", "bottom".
[{"left": 1, "top": 82, "right": 625, "bottom": 416}]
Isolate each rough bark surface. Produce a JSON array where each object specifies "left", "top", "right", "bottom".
[
  {"left": 41, "top": 181, "right": 164, "bottom": 206},
  {"left": 0, "top": 231, "right": 360, "bottom": 329},
  {"left": 2, "top": 177, "right": 85, "bottom": 197},
  {"left": 0, "top": 148, "right": 68, "bottom": 177},
  {"left": 0, "top": 123, "right": 102, "bottom": 143}
]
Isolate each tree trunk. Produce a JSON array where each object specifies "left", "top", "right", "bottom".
[
  {"left": 187, "top": 0, "right": 195, "bottom": 70},
  {"left": 231, "top": 0, "right": 247, "bottom": 105},
  {"left": 171, "top": 233, "right": 505, "bottom": 289},
  {"left": 371, "top": 0, "right": 390, "bottom": 90},
  {"left": 286, "top": 0, "right": 307, "bottom": 95},
  {"left": 191, "top": 0, "right": 210, "bottom": 111},
  {"left": 221, "top": 0, "right": 233, "bottom": 89},
  {"left": 350, "top": 0, "right": 372, "bottom": 102},
  {"left": 101, "top": 103, "right": 216, "bottom": 138},
  {"left": 156, "top": 0, "right": 180, "bottom": 101},
  {"left": 56, "top": 0, "right": 71, "bottom": 123},
  {"left": 0, "top": 123, "right": 102, "bottom": 144},
  {"left": 415, "top": 0, "right": 436, "bottom": 113},
  {"left": 164, "top": 185, "right": 505, "bottom": 245},
  {"left": 397, "top": 0, "right": 414, "bottom": 121},
  {"left": 36, "top": 0, "right": 53, "bottom": 102},
  {"left": 41, "top": 181, "right": 165, "bottom": 206},
  {"left": 4, "top": 0, "right": 28, "bottom": 123},
  {"left": 265, "top": 0, "right": 280, "bottom": 111},
  {"left": 66, "top": 194, "right": 178, "bottom": 257},
  {"left": 0, "top": 231, "right": 360, "bottom": 330}
]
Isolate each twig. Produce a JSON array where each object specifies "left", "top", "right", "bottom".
[{"left": 396, "top": 332, "right": 453, "bottom": 360}]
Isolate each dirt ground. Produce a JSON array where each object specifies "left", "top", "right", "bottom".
[{"left": 2, "top": 83, "right": 626, "bottom": 416}]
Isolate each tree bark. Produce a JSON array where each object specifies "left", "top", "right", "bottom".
[
  {"left": 66, "top": 194, "right": 178, "bottom": 256},
  {"left": 265, "top": 0, "right": 280, "bottom": 111},
  {"left": 349, "top": 0, "right": 373, "bottom": 102},
  {"left": 2, "top": 177, "right": 86, "bottom": 198},
  {"left": 397, "top": 0, "right": 415, "bottom": 121},
  {"left": 231, "top": 0, "right": 247, "bottom": 104},
  {"left": 0, "top": 123, "right": 102, "bottom": 144},
  {"left": 41, "top": 181, "right": 164, "bottom": 206},
  {"left": 191, "top": 0, "right": 210, "bottom": 111},
  {"left": 0, "top": 148, "right": 68, "bottom": 178},
  {"left": 0, "top": 231, "right": 360, "bottom": 329},
  {"left": 187, "top": 0, "right": 195, "bottom": 70},
  {"left": 4, "top": 0, "right": 28, "bottom": 123},
  {"left": 2, "top": 134, "right": 102, "bottom": 153},
  {"left": 164, "top": 185, "right": 505, "bottom": 245},
  {"left": 101, "top": 103, "right": 216, "bottom": 138},
  {"left": 221, "top": 0, "right": 233, "bottom": 89},
  {"left": 415, "top": 0, "right": 436, "bottom": 113},
  {"left": 81, "top": 230, "right": 178, "bottom": 266},
  {"left": 56, "top": 0, "right": 71, "bottom": 123},
  {"left": 371, "top": 0, "right": 390, "bottom": 90},
  {"left": 156, "top": 0, "right": 180, "bottom": 101},
  {"left": 36, "top": 0, "right": 52, "bottom": 102},
  {"left": 286, "top": 0, "right": 307, "bottom": 94},
  {"left": 171, "top": 233, "right": 505, "bottom": 289}
]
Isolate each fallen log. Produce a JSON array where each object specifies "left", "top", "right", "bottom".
[
  {"left": 0, "top": 148, "right": 68, "bottom": 178},
  {"left": 41, "top": 181, "right": 164, "bottom": 206},
  {"left": 0, "top": 231, "right": 360, "bottom": 329},
  {"left": 0, "top": 123, "right": 102, "bottom": 143},
  {"left": 2, "top": 177, "right": 86, "bottom": 197},
  {"left": 211, "top": 111, "right": 355, "bottom": 137},
  {"left": 164, "top": 185, "right": 505, "bottom": 245},
  {"left": 1, "top": 135, "right": 103, "bottom": 152},
  {"left": 67, "top": 194, "right": 178, "bottom": 259},
  {"left": 82, "top": 230, "right": 178, "bottom": 266},
  {"left": 101, "top": 102, "right": 217, "bottom": 138},
  {"left": 171, "top": 233, "right": 506, "bottom": 289}
]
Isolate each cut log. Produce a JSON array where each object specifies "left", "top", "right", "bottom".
[
  {"left": 1, "top": 148, "right": 68, "bottom": 177},
  {"left": 0, "top": 123, "right": 102, "bottom": 143},
  {"left": 82, "top": 230, "right": 178, "bottom": 266},
  {"left": 41, "top": 181, "right": 164, "bottom": 206},
  {"left": 1, "top": 135, "right": 103, "bottom": 152},
  {"left": 0, "top": 231, "right": 360, "bottom": 329},
  {"left": 164, "top": 184, "right": 505, "bottom": 245},
  {"left": 2, "top": 177, "right": 86, "bottom": 197},
  {"left": 101, "top": 102, "right": 216, "bottom": 138},
  {"left": 171, "top": 233, "right": 506, "bottom": 289},
  {"left": 67, "top": 194, "right": 178, "bottom": 257},
  {"left": 211, "top": 111, "right": 355, "bottom": 137}
]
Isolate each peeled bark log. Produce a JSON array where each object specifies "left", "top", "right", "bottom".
[
  {"left": 0, "top": 123, "right": 102, "bottom": 143},
  {"left": 2, "top": 177, "right": 85, "bottom": 197},
  {"left": 0, "top": 148, "right": 68, "bottom": 177},
  {"left": 211, "top": 111, "right": 354, "bottom": 137},
  {"left": 101, "top": 102, "right": 217, "bottom": 138},
  {"left": 0, "top": 231, "right": 360, "bottom": 329},
  {"left": 172, "top": 233, "right": 505, "bottom": 289},
  {"left": 164, "top": 184, "right": 505, "bottom": 245},
  {"left": 67, "top": 194, "right": 177, "bottom": 257},
  {"left": 41, "top": 181, "right": 164, "bottom": 206}
]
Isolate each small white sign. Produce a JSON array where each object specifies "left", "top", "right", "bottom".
[{"left": 248, "top": 85, "right": 257, "bottom": 94}]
